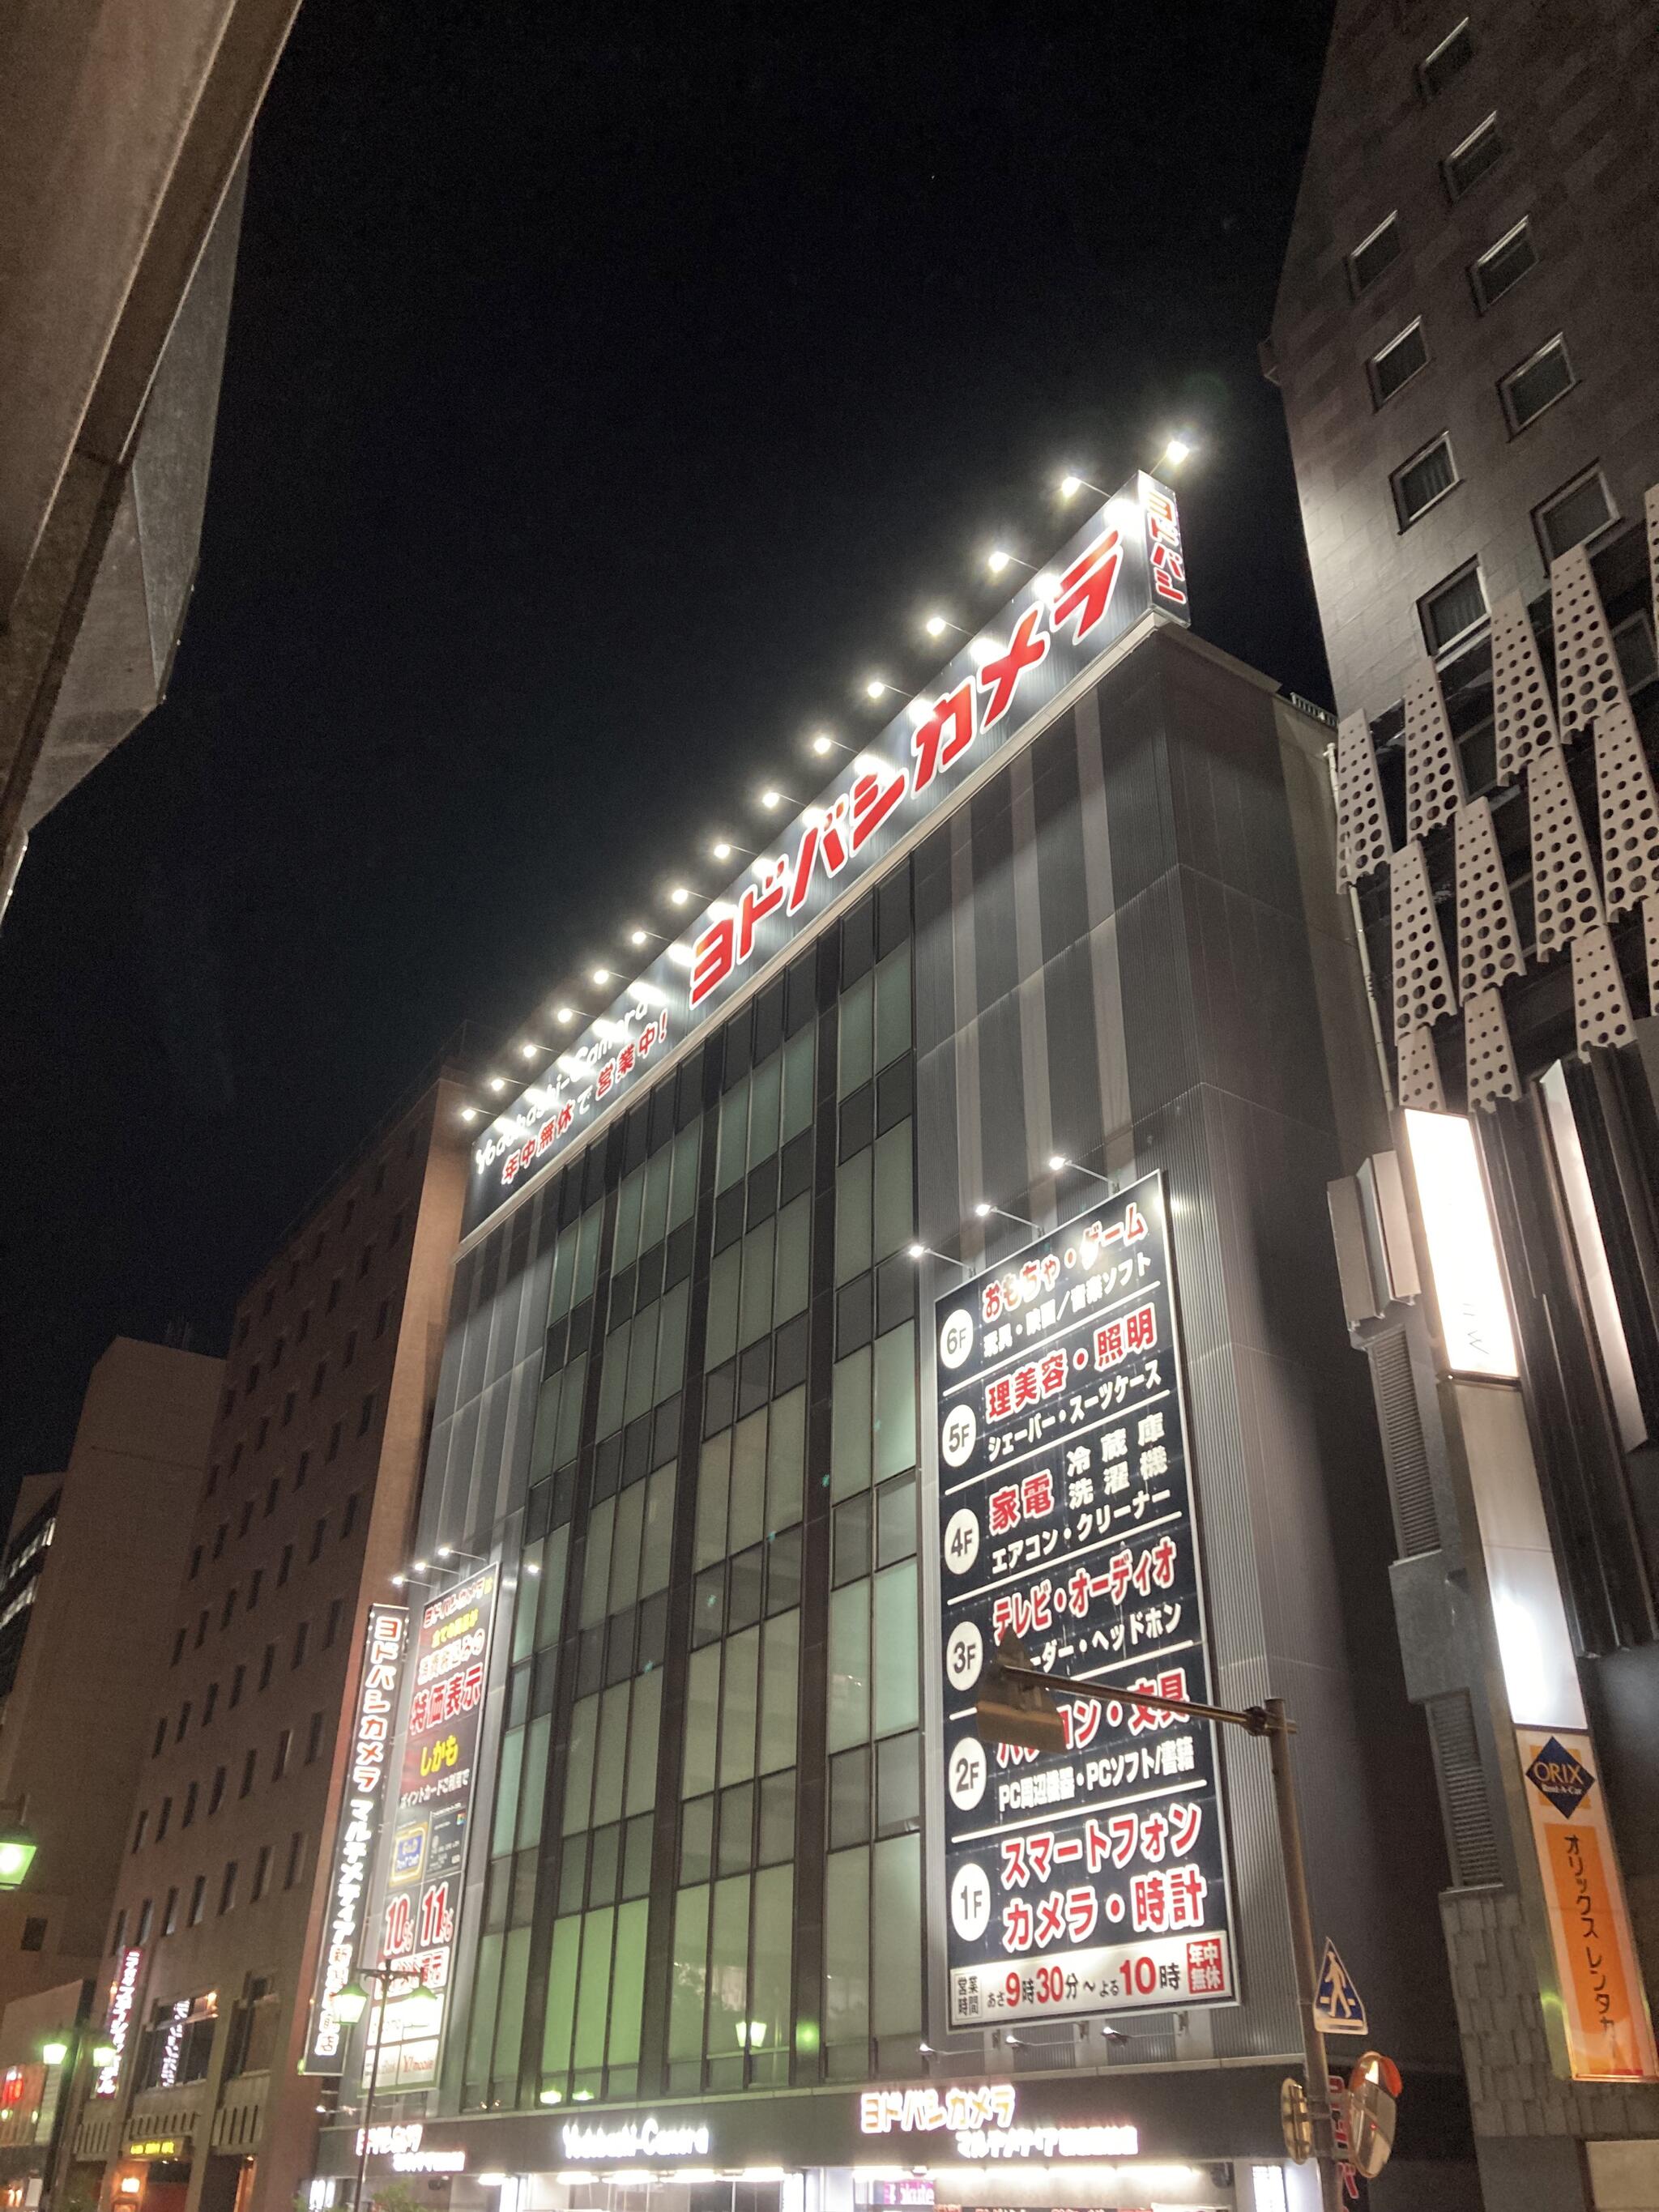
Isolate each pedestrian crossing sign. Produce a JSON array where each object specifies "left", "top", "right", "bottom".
[{"left": 1312, "top": 1939, "right": 1368, "bottom": 2034}]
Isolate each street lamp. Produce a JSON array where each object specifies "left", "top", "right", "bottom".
[
  {"left": 336, "top": 1967, "right": 441, "bottom": 2212},
  {"left": 40, "top": 2041, "right": 68, "bottom": 2067},
  {"left": 0, "top": 1814, "right": 37, "bottom": 1888}
]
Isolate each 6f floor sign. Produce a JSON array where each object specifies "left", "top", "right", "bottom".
[{"left": 932, "top": 1175, "right": 1238, "bottom": 2027}]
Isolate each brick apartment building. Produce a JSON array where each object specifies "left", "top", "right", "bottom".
[{"left": 66, "top": 1072, "right": 469, "bottom": 2212}]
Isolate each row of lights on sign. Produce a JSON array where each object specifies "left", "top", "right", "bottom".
[{"left": 458, "top": 447, "right": 1196, "bottom": 1127}]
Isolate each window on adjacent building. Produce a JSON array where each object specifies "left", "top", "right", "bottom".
[
  {"left": 258, "top": 1643, "right": 275, "bottom": 1691},
  {"left": 309, "top": 1518, "right": 326, "bottom": 1564},
  {"left": 208, "top": 1766, "right": 227, "bottom": 1814},
  {"left": 325, "top": 1596, "right": 343, "bottom": 1647},
  {"left": 248, "top": 1567, "right": 263, "bottom": 1609},
  {"left": 211, "top": 1524, "right": 227, "bottom": 1561},
  {"left": 1418, "top": 18, "right": 1473, "bottom": 99},
  {"left": 219, "top": 1861, "right": 238, "bottom": 1916},
  {"left": 342, "top": 1329, "right": 357, "bottom": 1371},
  {"left": 1444, "top": 113, "right": 1503, "bottom": 199},
  {"left": 311, "top": 1361, "right": 326, "bottom": 1400},
  {"left": 110, "top": 1909, "right": 126, "bottom": 1955},
  {"left": 1534, "top": 467, "right": 1618, "bottom": 564},
  {"left": 278, "top": 1544, "right": 293, "bottom": 1588},
  {"left": 194, "top": 1609, "right": 208, "bottom": 1648},
  {"left": 292, "top": 1621, "right": 309, "bottom": 1670},
  {"left": 131, "top": 1810, "right": 148, "bottom": 1854},
  {"left": 134, "top": 1899, "right": 153, "bottom": 1944},
  {"left": 240, "top": 1749, "right": 257, "bottom": 1798},
  {"left": 1419, "top": 560, "right": 1488, "bottom": 654},
  {"left": 305, "top": 1711, "right": 324, "bottom": 1764},
  {"left": 284, "top": 1831, "right": 305, "bottom": 1889},
  {"left": 1613, "top": 612, "right": 1659, "bottom": 696},
  {"left": 187, "top": 1545, "right": 202, "bottom": 1581},
  {"left": 202, "top": 1681, "right": 218, "bottom": 1725},
  {"left": 342, "top": 1493, "right": 360, "bottom": 1540},
  {"left": 188, "top": 1877, "right": 206, "bottom": 1927},
  {"left": 162, "top": 1888, "right": 179, "bottom": 1937},
  {"left": 182, "top": 1782, "right": 198, "bottom": 1827},
  {"left": 1370, "top": 320, "right": 1428, "bottom": 405},
  {"left": 152, "top": 1716, "right": 167, "bottom": 1758},
  {"left": 230, "top": 1664, "right": 245, "bottom": 1709},
  {"left": 373, "top": 1298, "right": 390, "bottom": 1340},
  {"left": 252, "top": 1845, "right": 273, "bottom": 1903},
  {"left": 295, "top": 1450, "right": 311, "bottom": 1490},
  {"left": 220, "top": 1588, "right": 237, "bottom": 1630},
  {"left": 19, "top": 1916, "right": 46, "bottom": 1953},
  {"left": 1501, "top": 335, "right": 1575, "bottom": 431},
  {"left": 326, "top": 1277, "right": 342, "bottom": 1314},
  {"left": 1348, "top": 212, "right": 1401, "bottom": 294},
  {"left": 1472, "top": 218, "right": 1537, "bottom": 310},
  {"left": 357, "top": 1392, "right": 375, "bottom": 1437},
  {"left": 174, "top": 1703, "right": 192, "bottom": 1743},
  {"left": 326, "top": 1421, "right": 342, "bottom": 1462},
  {"left": 1392, "top": 433, "right": 1459, "bottom": 526},
  {"left": 281, "top": 1390, "right": 296, "bottom": 1429},
  {"left": 155, "top": 1796, "right": 172, "bottom": 1842},
  {"left": 170, "top": 1628, "right": 186, "bottom": 1667},
  {"left": 265, "top": 1477, "right": 280, "bottom": 1517},
  {"left": 273, "top": 1729, "right": 292, "bottom": 1781}
]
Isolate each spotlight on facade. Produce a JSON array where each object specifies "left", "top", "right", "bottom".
[
  {"left": 711, "top": 841, "right": 733, "bottom": 860},
  {"left": 488, "top": 1077, "right": 505, "bottom": 1093},
  {"left": 974, "top": 1202, "right": 992, "bottom": 1217},
  {"left": 987, "top": 548, "right": 1011, "bottom": 575},
  {"left": 555, "top": 1006, "right": 574, "bottom": 1025},
  {"left": 907, "top": 1242, "right": 925, "bottom": 1259},
  {"left": 1162, "top": 436, "right": 1193, "bottom": 467},
  {"left": 924, "top": 615, "right": 948, "bottom": 638},
  {"left": 591, "top": 968, "right": 610, "bottom": 986},
  {"left": 1058, "top": 473, "right": 1082, "bottom": 499},
  {"left": 760, "top": 790, "right": 782, "bottom": 810},
  {"left": 459, "top": 1108, "right": 478, "bottom": 1125},
  {"left": 92, "top": 2044, "right": 117, "bottom": 2068},
  {"left": 521, "top": 1042, "right": 538, "bottom": 1059},
  {"left": 40, "top": 2041, "right": 68, "bottom": 2066},
  {"left": 866, "top": 679, "right": 888, "bottom": 699},
  {"left": 669, "top": 886, "right": 689, "bottom": 906},
  {"left": 629, "top": 929, "right": 647, "bottom": 947},
  {"left": 812, "top": 734, "right": 834, "bottom": 756}
]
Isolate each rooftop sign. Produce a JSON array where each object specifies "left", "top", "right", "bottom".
[{"left": 463, "top": 474, "right": 1187, "bottom": 1239}]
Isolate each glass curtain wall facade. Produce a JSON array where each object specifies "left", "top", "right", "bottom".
[{"left": 424, "top": 879, "right": 924, "bottom": 2112}]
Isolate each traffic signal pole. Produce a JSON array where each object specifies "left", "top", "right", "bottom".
[{"left": 987, "top": 1653, "right": 1342, "bottom": 2212}]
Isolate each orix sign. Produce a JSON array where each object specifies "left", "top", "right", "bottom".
[
  {"left": 933, "top": 1178, "right": 1237, "bottom": 2029},
  {"left": 464, "top": 475, "right": 1187, "bottom": 1239}
]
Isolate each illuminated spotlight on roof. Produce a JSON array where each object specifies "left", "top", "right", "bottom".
[
  {"left": 669, "top": 885, "right": 690, "bottom": 906},
  {"left": 555, "top": 1005, "right": 574, "bottom": 1025},
  {"left": 460, "top": 1107, "right": 479, "bottom": 1124},
  {"left": 1162, "top": 435, "right": 1193, "bottom": 467},
  {"left": 970, "top": 636, "right": 999, "bottom": 666},
  {"left": 667, "top": 943, "right": 693, "bottom": 968},
  {"left": 906, "top": 698, "right": 930, "bottom": 727},
  {"left": 557, "top": 1055, "right": 586, "bottom": 1077},
  {"left": 853, "top": 755, "right": 884, "bottom": 776},
  {"left": 760, "top": 788, "right": 782, "bottom": 809},
  {"left": 812, "top": 733, "right": 834, "bottom": 756},
  {"left": 924, "top": 614, "right": 948, "bottom": 638},
  {"left": 711, "top": 839, "right": 733, "bottom": 860},
  {"left": 1033, "top": 571, "right": 1060, "bottom": 603},
  {"left": 629, "top": 928, "right": 647, "bottom": 946},
  {"left": 865, "top": 678, "right": 889, "bottom": 700},
  {"left": 521, "top": 1041, "right": 539, "bottom": 1059},
  {"left": 488, "top": 1076, "right": 506, "bottom": 1093},
  {"left": 987, "top": 548, "right": 1011, "bottom": 575},
  {"left": 1059, "top": 473, "right": 1082, "bottom": 499},
  {"left": 591, "top": 967, "right": 610, "bottom": 986}
]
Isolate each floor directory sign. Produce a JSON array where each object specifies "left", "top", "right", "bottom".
[{"left": 934, "top": 1174, "right": 1236, "bottom": 2027}]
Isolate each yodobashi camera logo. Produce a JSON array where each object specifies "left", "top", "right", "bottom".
[{"left": 558, "top": 2116, "right": 712, "bottom": 2160}]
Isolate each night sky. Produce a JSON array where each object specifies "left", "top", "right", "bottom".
[{"left": 0, "top": 0, "right": 1336, "bottom": 1507}]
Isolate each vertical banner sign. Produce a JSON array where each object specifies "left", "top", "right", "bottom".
[
  {"left": 93, "top": 1947, "right": 143, "bottom": 2097},
  {"left": 1517, "top": 1725, "right": 1659, "bottom": 2080},
  {"left": 378, "top": 1563, "right": 499, "bottom": 2088},
  {"left": 305, "top": 1603, "right": 409, "bottom": 2072},
  {"left": 933, "top": 1174, "right": 1236, "bottom": 2028}
]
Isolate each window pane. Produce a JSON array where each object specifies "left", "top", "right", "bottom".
[
  {"left": 876, "top": 1470, "right": 917, "bottom": 1566},
  {"left": 749, "top": 1054, "right": 782, "bottom": 1165},
  {"left": 828, "top": 1582, "right": 871, "bottom": 1751},
  {"left": 592, "top": 1682, "right": 630, "bottom": 1829},
  {"left": 491, "top": 1726, "right": 525, "bottom": 1860},
  {"left": 668, "top": 1886, "right": 710, "bottom": 2061},
  {"left": 766, "top": 1386, "right": 805, "bottom": 1535},
  {"left": 1475, "top": 221, "right": 1534, "bottom": 307},
  {"left": 824, "top": 1849, "right": 870, "bottom": 2045},
  {"left": 696, "top": 1434, "right": 731, "bottom": 1570},
  {"left": 609, "top": 1481, "right": 646, "bottom": 1614},
  {"left": 626, "top": 1669, "right": 663, "bottom": 1817},
  {"left": 739, "top": 1218, "right": 776, "bottom": 1349},
  {"left": 625, "top": 1304, "right": 658, "bottom": 1423},
  {"left": 541, "top": 1916, "right": 580, "bottom": 2080},
  {"left": 1425, "top": 567, "right": 1486, "bottom": 651},
  {"left": 655, "top": 1279, "right": 689, "bottom": 1400},
  {"left": 608, "top": 1898, "right": 649, "bottom": 2066},
  {"left": 839, "top": 974, "right": 874, "bottom": 1096},
  {"left": 513, "top": 1539, "right": 545, "bottom": 1663},
  {"left": 539, "top": 1524, "right": 571, "bottom": 1645},
  {"left": 1506, "top": 339, "right": 1572, "bottom": 428},
  {"left": 492, "top": 1924, "right": 531, "bottom": 2091},
  {"left": 835, "top": 1151, "right": 872, "bottom": 1285},
  {"left": 580, "top": 1497, "right": 616, "bottom": 1628},
  {"left": 595, "top": 1320, "right": 630, "bottom": 1438},
  {"left": 830, "top": 1745, "right": 870, "bottom": 1848},
  {"left": 708, "top": 1873, "right": 753, "bottom": 2062},
  {"left": 876, "top": 1731, "right": 920, "bottom": 1837},
  {"left": 574, "top": 1205, "right": 602, "bottom": 1305},
  {"left": 774, "top": 1195, "right": 811, "bottom": 1325},
  {"left": 554, "top": 1352, "right": 586, "bottom": 1468},
  {"left": 641, "top": 1146, "right": 672, "bottom": 1254},
  {"left": 749, "top": 1864, "right": 792, "bottom": 2072},
  {"left": 873, "top": 1562, "right": 919, "bottom": 1737},
  {"left": 1396, "top": 438, "right": 1455, "bottom": 523},
  {"left": 639, "top": 1465, "right": 676, "bottom": 1597},
  {"left": 518, "top": 1715, "right": 551, "bottom": 1852},
  {"left": 716, "top": 1078, "right": 750, "bottom": 1192},
  {"left": 682, "top": 1647, "right": 721, "bottom": 1797},
  {"left": 706, "top": 1246, "right": 741, "bottom": 1371},
  {"left": 873, "top": 944, "right": 911, "bottom": 1070},
  {"left": 529, "top": 1371, "right": 562, "bottom": 1487},
  {"left": 668, "top": 1125, "right": 701, "bottom": 1231},
  {"left": 758, "top": 1611, "right": 800, "bottom": 1775},
  {"left": 612, "top": 1166, "right": 646, "bottom": 1272},
  {"left": 729, "top": 1412, "right": 767, "bottom": 1554},
  {"left": 871, "top": 1836, "right": 922, "bottom": 2035},
  {"left": 720, "top": 1626, "right": 760, "bottom": 1787},
  {"left": 549, "top": 1226, "right": 578, "bottom": 1324},
  {"left": 465, "top": 1932, "right": 503, "bottom": 2102},
  {"left": 873, "top": 1322, "right": 916, "bottom": 1482},
  {"left": 1540, "top": 473, "right": 1613, "bottom": 560},
  {"left": 1372, "top": 322, "right": 1427, "bottom": 403},
  {"left": 563, "top": 1695, "right": 597, "bottom": 1832},
  {"left": 782, "top": 1028, "right": 815, "bottom": 1142},
  {"left": 1350, "top": 215, "right": 1400, "bottom": 292},
  {"left": 831, "top": 1348, "right": 872, "bottom": 1498},
  {"left": 574, "top": 1906, "right": 614, "bottom": 2070},
  {"left": 872, "top": 1123, "right": 913, "bottom": 1264}
]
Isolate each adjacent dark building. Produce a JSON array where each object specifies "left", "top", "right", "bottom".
[
  {"left": 309, "top": 479, "right": 1473, "bottom": 2212},
  {"left": 1273, "top": 3, "right": 1659, "bottom": 2206}
]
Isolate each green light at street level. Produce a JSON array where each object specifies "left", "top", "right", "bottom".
[
  {"left": 0, "top": 1828, "right": 36, "bottom": 1887},
  {"left": 40, "top": 2041, "right": 68, "bottom": 2066}
]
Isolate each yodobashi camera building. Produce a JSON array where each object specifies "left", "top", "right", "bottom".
[{"left": 307, "top": 473, "right": 1470, "bottom": 2210}]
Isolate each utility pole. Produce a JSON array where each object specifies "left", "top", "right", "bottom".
[{"left": 981, "top": 1642, "right": 1343, "bottom": 2212}]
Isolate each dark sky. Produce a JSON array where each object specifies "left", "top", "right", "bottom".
[{"left": 0, "top": 0, "right": 1335, "bottom": 1507}]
